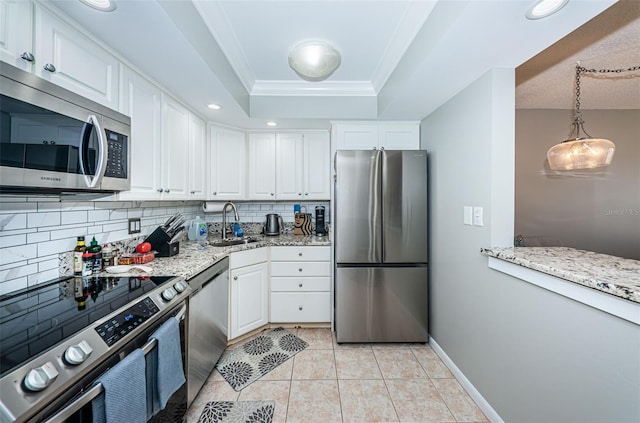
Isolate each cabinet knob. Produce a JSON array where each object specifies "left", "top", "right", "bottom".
[
  {"left": 190, "top": 191, "right": 195, "bottom": 194},
  {"left": 213, "top": 192, "right": 217, "bottom": 195},
  {"left": 304, "top": 193, "right": 308, "bottom": 196},
  {"left": 298, "top": 268, "right": 303, "bottom": 272},
  {"left": 20, "top": 52, "right": 35, "bottom": 62},
  {"left": 234, "top": 276, "right": 238, "bottom": 280},
  {"left": 298, "top": 306, "right": 303, "bottom": 311},
  {"left": 165, "top": 189, "right": 170, "bottom": 193},
  {"left": 270, "top": 193, "right": 274, "bottom": 196},
  {"left": 380, "top": 147, "right": 385, "bottom": 150},
  {"left": 298, "top": 253, "right": 302, "bottom": 256},
  {"left": 43, "top": 63, "right": 56, "bottom": 73},
  {"left": 298, "top": 193, "right": 302, "bottom": 196},
  {"left": 157, "top": 188, "right": 164, "bottom": 193},
  {"left": 372, "top": 147, "right": 377, "bottom": 150},
  {"left": 299, "top": 283, "right": 303, "bottom": 288}
]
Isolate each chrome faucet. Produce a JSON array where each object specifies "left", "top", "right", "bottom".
[{"left": 221, "top": 202, "right": 239, "bottom": 239}]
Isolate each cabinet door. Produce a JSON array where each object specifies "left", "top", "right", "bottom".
[
  {"left": 276, "top": 133, "right": 303, "bottom": 200},
  {"left": 0, "top": 0, "right": 33, "bottom": 71},
  {"left": 161, "top": 94, "right": 189, "bottom": 199},
  {"left": 303, "top": 132, "right": 330, "bottom": 199},
  {"left": 335, "top": 123, "right": 378, "bottom": 150},
  {"left": 188, "top": 113, "right": 206, "bottom": 200},
  {"left": 117, "top": 66, "right": 162, "bottom": 200},
  {"left": 248, "top": 133, "right": 276, "bottom": 200},
  {"left": 230, "top": 262, "right": 268, "bottom": 339},
  {"left": 378, "top": 123, "right": 420, "bottom": 150},
  {"left": 209, "top": 126, "right": 246, "bottom": 200},
  {"left": 34, "top": 4, "right": 119, "bottom": 110}
]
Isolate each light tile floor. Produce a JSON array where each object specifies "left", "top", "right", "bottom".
[{"left": 186, "top": 328, "right": 488, "bottom": 423}]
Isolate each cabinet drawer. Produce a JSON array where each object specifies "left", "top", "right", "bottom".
[
  {"left": 271, "top": 277, "right": 330, "bottom": 292},
  {"left": 270, "top": 246, "right": 330, "bottom": 261},
  {"left": 271, "top": 261, "right": 330, "bottom": 277},
  {"left": 230, "top": 247, "right": 267, "bottom": 269},
  {"left": 270, "top": 292, "right": 330, "bottom": 323}
]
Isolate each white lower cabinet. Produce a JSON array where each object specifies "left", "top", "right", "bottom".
[
  {"left": 229, "top": 248, "right": 268, "bottom": 339},
  {"left": 269, "top": 246, "right": 331, "bottom": 323}
]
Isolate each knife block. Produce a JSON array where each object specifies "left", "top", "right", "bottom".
[{"left": 144, "top": 227, "right": 180, "bottom": 257}]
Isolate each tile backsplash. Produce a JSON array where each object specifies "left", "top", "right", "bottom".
[{"left": 0, "top": 196, "right": 329, "bottom": 295}]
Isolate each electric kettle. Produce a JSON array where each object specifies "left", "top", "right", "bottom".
[{"left": 264, "top": 213, "right": 283, "bottom": 236}]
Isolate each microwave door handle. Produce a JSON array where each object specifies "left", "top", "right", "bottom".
[{"left": 80, "top": 115, "right": 108, "bottom": 188}]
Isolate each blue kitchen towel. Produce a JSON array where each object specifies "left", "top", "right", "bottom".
[
  {"left": 148, "top": 317, "right": 185, "bottom": 414},
  {"left": 92, "top": 348, "right": 146, "bottom": 423}
]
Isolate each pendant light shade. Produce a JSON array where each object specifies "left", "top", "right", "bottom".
[
  {"left": 288, "top": 41, "right": 341, "bottom": 81},
  {"left": 547, "top": 137, "right": 615, "bottom": 170}
]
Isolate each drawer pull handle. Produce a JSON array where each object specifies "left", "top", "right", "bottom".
[
  {"left": 298, "top": 306, "right": 303, "bottom": 311},
  {"left": 299, "top": 283, "right": 303, "bottom": 288}
]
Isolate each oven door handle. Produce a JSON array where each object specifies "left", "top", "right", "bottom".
[{"left": 43, "top": 307, "right": 187, "bottom": 423}]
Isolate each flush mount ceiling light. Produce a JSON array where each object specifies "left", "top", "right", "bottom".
[
  {"left": 266, "top": 121, "right": 278, "bottom": 127},
  {"left": 526, "top": 0, "right": 568, "bottom": 20},
  {"left": 546, "top": 63, "right": 640, "bottom": 171},
  {"left": 288, "top": 41, "right": 341, "bottom": 81},
  {"left": 78, "top": 0, "right": 116, "bottom": 12},
  {"left": 207, "top": 103, "right": 222, "bottom": 110}
]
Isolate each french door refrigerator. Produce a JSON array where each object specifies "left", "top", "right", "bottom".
[{"left": 335, "top": 150, "right": 428, "bottom": 343}]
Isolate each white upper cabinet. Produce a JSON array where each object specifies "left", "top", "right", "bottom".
[
  {"left": 34, "top": 4, "right": 119, "bottom": 110},
  {"left": 188, "top": 113, "right": 206, "bottom": 200},
  {"left": 160, "top": 93, "right": 189, "bottom": 200},
  {"left": 0, "top": 0, "right": 33, "bottom": 72},
  {"left": 117, "top": 66, "right": 162, "bottom": 201},
  {"left": 208, "top": 125, "right": 246, "bottom": 200},
  {"left": 272, "top": 131, "right": 331, "bottom": 201},
  {"left": 248, "top": 133, "right": 277, "bottom": 200},
  {"left": 334, "top": 121, "right": 420, "bottom": 150}
]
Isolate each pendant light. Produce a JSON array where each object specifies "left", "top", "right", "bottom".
[{"left": 547, "top": 63, "right": 639, "bottom": 171}]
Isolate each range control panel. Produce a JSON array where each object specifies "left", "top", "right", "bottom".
[{"left": 94, "top": 297, "right": 159, "bottom": 346}]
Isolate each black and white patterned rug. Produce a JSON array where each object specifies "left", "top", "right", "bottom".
[
  {"left": 215, "top": 327, "right": 308, "bottom": 391},
  {"left": 197, "top": 401, "right": 275, "bottom": 423}
]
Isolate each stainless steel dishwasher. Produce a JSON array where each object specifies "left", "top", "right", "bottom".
[{"left": 186, "top": 256, "right": 229, "bottom": 406}]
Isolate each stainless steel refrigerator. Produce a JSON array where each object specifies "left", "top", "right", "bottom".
[{"left": 335, "top": 150, "right": 428, "bottom": 343}]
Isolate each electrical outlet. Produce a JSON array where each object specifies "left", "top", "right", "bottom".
[{"left": 128, "top": 218, "right": 141, "bottom": 234}]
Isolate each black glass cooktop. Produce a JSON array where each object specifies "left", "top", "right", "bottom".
[{"left": 0, "top": 275, "right": 175, "bottom": 378}]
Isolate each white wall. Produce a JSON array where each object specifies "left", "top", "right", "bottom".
[
  {"left": 421, "top": 68, "right": 640, "bottom": 422},
  {"left": 515, "top": 109, "right": 640, "bottom": 260}
]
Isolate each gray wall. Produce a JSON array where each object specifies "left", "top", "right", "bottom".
[
  {"left": 421, "top": 68, "right": 640, "bottom": 422},
  {"left": 515, "top": 109, "right": 640, "bottom": 260}
]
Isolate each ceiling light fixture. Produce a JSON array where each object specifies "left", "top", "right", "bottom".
[
  {"left": 288, "top": 41, "right": 341, "bottom": 81},
  {"left": 546, "top": 63, "right": 640, "bottom": 171},
  {"left": 78, "top": 0, "right": 117, "bottom": 12},
  {"left": 266, "top": 121, "right": 277, "bottom": 127},
  {"left": 207, "top": 103, "right": 222, "bottom": 110},
  {"left": 526, "top": 0, "right": 568, "bottom": 20}
]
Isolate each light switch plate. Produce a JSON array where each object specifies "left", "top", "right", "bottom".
[
  {"left": 128, "top": 218, "right": 141, "bottom": 234},
  {"left": 463, "top": 206, "right": 473, "bottom": 225},
  {"left": 473, "top": 207, "right": 483, "bottom": 226}
]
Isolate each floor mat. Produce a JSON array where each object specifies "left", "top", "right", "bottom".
[
  {"left": 197, "top": 401, "right": 275, "bottom": 423},
  {"left": 215, "top": 327, "right": 308, "bottom": 391}
]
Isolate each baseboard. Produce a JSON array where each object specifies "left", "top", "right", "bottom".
[{"left": 429, "top": 336, "right": 504, "bottom": 423}]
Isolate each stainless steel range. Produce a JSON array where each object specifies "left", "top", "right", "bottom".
[{"left": 0, "top": 274, "right": 191, "bottom": 423}]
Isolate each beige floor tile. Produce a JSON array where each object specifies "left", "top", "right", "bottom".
[
  {"left": 333, "top": 332, "right": 374, "bottom": 350},
  {"left": 258, "top": 355, "right": 294, "bottom": 380},
  {"left": 373, "top": 349, "right": 427, "bottom": 379},
  {"left": 431, "top": 378, "right": 488, "bottom": 422},
  {"left": 339, "top": 379, "right": 399, "bottom": 422},
  {"left": 238, "top": 380, "right": 291, "bottom": 423},
  {"left": 207, "top": 368, "right": 226, "bottom": 383},
  {"left": 287, "top": 379, "right": 342, "bottom": 423},
  {"left": 297, "top": 327, "right": 334, "bottom": 349},
  {"left": 292, "top": 349, "right": 337, "bottom": 379},
  {"left": 187, "top": 380, "right": 240, "bottom": 422},
  {"left": 335, "top": 349, "right": 383, "bottom": 379},
  {"left": 385, "top": 378, "right": 455, "bottom": 423},
  {"left": 411, "top": 347, "right": 453, "bottom": 378},
  {"left": 370, "top": 342, "right": 415, "bottom": 349}
]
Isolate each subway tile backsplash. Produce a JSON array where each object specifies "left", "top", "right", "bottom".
[{"left": 0, "top": 196, "right": 329, "bottom": 295}]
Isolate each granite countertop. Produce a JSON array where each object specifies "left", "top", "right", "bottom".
[
  {"left": 97, "top": 233, "right": 331, "bottom": 281},
  {"left": 481, "top": 247, "right": 640, "bottom": 304}
]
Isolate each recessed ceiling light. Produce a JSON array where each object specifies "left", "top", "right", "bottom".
[
  {"left": 78, "top": 0, "right": 117, "bottom": 12},
  {"left": 266, "top": 121, "right": 278, "bottom": 127},
  {"left": 207, "top": 103, "right": 222, "bottom": 110},
  {"left": 526, "top": 0, "right": 569, "bottom": 20}
]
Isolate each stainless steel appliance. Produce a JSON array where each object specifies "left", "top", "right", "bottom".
[
  {"left": 186, "top": 257, "right": 229, "bottom": 406},
  {"left": 264, "top": 213, "right": 283, "bottom": 236},
  {"left": 0, "top": 62, "right": 131, "bottom": 193},
  {"left": 335, "top": 150, "right": 428, "bottom": 343},
  {"left": 0, "top": 275, "right": 190, "bottom": 422}
]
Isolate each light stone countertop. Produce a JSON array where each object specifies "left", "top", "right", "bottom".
[
  {"left": 97, "top": 233, "right": 331, "bottom": 281},
  {"left": 481, "top": 247, "right": 640, "bottom": 304}
]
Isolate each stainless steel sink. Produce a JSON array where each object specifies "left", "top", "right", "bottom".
[{"left": 210, "top": 237, "right": 260, "bottom": 247}]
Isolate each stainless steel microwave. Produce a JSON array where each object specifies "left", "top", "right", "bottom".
[{"left": 0, "top": 62, "right": 131, "bottom": 193}]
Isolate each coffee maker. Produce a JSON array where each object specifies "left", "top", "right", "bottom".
[{"left": 315, "top": 206, "right": 326, "bottom": 236}]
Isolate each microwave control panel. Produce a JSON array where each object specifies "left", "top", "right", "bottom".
[{"left": 104, "top": 129, "right": 128, "bottom": 179}]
